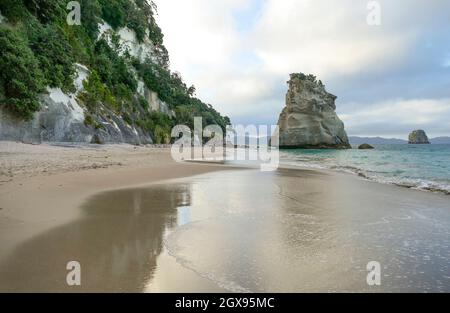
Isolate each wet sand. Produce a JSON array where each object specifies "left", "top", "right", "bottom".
[
  {"left": 0, "top": 148, "right": 449, "bottom": 292},
  {"left": 0, "top": 143, "right": 232, "bottom": 292}
]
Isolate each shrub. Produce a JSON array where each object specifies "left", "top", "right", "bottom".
[
  {"left": 24, "top": 0, "right": 66, "bottom": 24},
  {"left": 78, "top": 70, "right": 117, "bottom": 112},
  {"left": 0, "top": 27, "right": 45, "bottom": 119},
  {"left": 28, "top": 23, "right": 75, "bottom": 92},
  {"left": 0, "top": 0, "right": 28, "bottom": 22},
  {"left": 99, "top": 0, "right": 127, "bottom": 30},
  {"left": 153, "top": 125, "right": 170, "bottom": 144}
]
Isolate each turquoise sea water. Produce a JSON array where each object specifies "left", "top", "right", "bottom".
[{"left": 280, "top": 144, "right": 450, "bottom": 194}]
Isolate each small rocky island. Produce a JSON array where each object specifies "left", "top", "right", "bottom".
[
  {"left": 408, "top": 130, "right": 430, "bottom": 144},
  {"left": 276, "top": 73, "right": 351, "bottom": 149},
  {"left": 358, "top": 143, "right": 374, "bottom": 150}
]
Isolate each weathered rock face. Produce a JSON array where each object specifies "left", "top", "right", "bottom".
[
  {"left": 408, "top": 130, "right": 430, "bottom": 144},
  {"left": 98, "top": 22, "right": 164, "bottom": 65},
  {"left": 0, "top": 19, "right": 179, "bottom": 146},
  {"left": 0, "top": 64, "right": 154, "bottom": 145},
  {"left": 0, "top": 21, "right": 174, "bottom": 145},
  {"left": 0, "top": 89, "right": 153, "bottom": 145},
  {"left": 276, "top": 73, "right": 351, "bottom": 149},
  {"left": 137, "top": 81, "right": 175, "bottom": 118}
]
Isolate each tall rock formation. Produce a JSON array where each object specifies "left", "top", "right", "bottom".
[
  {"left": 276, "top": 73, "right": 351, "bottom": 149},
  {"left": 408, "top": 130, "right": 430, "bottom": 144}
]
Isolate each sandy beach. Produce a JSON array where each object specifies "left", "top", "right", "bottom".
[
  {"left": 0, "top": 142, "right": 449, "bottom": 292},
  {"left": 0, "top": 142, "right": 230, "bottom": 290}
]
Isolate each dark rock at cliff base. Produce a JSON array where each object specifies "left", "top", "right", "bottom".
[
  {"left": 90, "top": 133, "right": 105, "bottom": 145},
  {"left": 275, "top": 73, "right": 351, "bottom": 149},
  {"left": 408, "top": 130, "right": 430, "bottom": 144},
  {"left": 358, "top": 143, "right": 375, "bottom": 149}
]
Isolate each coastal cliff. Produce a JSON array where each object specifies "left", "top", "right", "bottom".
[
  {"left": 0, "top": 0, "right": 229, "bottom": 144},
  {"left": 276, "top": 73, "right": 351, "bottom": 149}
]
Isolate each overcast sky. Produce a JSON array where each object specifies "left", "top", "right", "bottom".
[{"left": 155, "top": 0, "right": 450, "bottom": 138}]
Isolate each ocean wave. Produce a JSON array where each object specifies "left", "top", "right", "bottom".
[
  {"left": 280, "top": 160, "right": 450, "bottom": 195},
  {"left": 389, "top": 178, "right": 450, "bottom": 195}
]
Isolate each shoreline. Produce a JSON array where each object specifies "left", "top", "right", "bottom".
[
  {"left": 1, "top": 141, "right": 449, "bottom": 292},
  {"left": 1, "top": 141, "right": 448, "bottom": 244},
  {"left": 280, "top": 161, "right": 450, "bottom": 196}
]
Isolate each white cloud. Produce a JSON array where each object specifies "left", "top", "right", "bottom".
[
  {"left": 341, "top": 98, "right": 450, "bottom": 138},
  {"left": 155, "top": 0, "right": 256, "bottom": 117},
  {"left": 252, "top": 0, "right": 418, "bottom": 79},
  {"left": 154, "top": 0, "right": 450, "bottom": 133},
  {"left": 156, "top": 0, "right": 244, "bottom": 68}
]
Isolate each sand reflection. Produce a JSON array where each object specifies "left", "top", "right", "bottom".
[{"left": 0, "top": 184, "right": 191, "bottom": 292}]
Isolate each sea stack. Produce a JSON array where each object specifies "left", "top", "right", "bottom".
[
  {"left": 276, "top": 73, "right": 351, "bottom": 149},
  {"left": 408, "top": 130, "right": 430, "bottom": 144}
]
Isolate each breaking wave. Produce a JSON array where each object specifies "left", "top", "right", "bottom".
[{"left": 280, "top": 145, "right": 450, "bottom": 195}]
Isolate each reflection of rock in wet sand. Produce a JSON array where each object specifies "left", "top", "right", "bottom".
[{"left": 0, "top": 185, "right": 191, "bottom": 292}]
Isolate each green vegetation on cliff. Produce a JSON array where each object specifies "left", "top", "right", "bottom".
[
  {"left": 0, "top": 0, "right": 229, "bottom": 143},
  {"left": 0, "top": 27, "right": 45, "bottom": 119}
]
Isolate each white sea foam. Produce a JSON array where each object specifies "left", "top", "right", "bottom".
[{"left": 280, "top": 148, "right": 450, "bottom": 195}]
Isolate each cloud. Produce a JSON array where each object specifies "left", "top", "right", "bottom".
[
  {"left": 252, "top": 0, "right": 417, "bottom": 79},
  {"left": 155, "top": 0, "right": 258, "bottom": 117},
  {"left": 154, "top": 0, "right": 450, "bottom": 136},
  {"left": 340, "top": 98, "right": 450, "bottom": 138},
  {"left": 155, "top": 0, "right": 245, "bottom": 67}
]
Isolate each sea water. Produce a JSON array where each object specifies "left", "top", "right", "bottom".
[{"left": 281, "top": 144, "right": 450, "bottom": 194}]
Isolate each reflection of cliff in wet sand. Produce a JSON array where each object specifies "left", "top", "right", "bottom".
[
  {"left": 0, "top": 145, "right": 231, "bottom": 292},
  {"left": 0, "top": 185, "right": 190, "bottom": 292}
]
